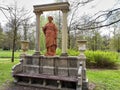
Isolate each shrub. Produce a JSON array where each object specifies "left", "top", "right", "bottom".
[
  {"left": 56, "top": 48, "right": 80, "bottom": 56},
  {"left": 0, "top": 49, "right": 119, "bottom": 68},
  {"left": 56, "top": 49, "right": 119, "bottom": 68},
  {"left": 85, "top": 51, "right": 119, "bottom": 68},
  {"left": 68, "top": 49, "right": 80, "bottom": 56},
  {"left": 56, "top": 48, "right": 62, "bottom": 55}
]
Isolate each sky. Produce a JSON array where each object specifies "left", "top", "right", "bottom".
[
  {"left": 0, "top": 0, "right": 55, "bottom": 26},
  {"left": 0, "top": 0, "right": 118, "bottom": 30}
]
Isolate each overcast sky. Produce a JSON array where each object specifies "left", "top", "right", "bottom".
[
  {"left": 0, "top": 0, "right": 54, "bottom": 26},
  {"left": 0, "top": 0, "right": 118, "bottom": 27}
]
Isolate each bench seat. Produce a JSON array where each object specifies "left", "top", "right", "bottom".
[{"left": 13, "top": 73, "right": 78, "bottom": 82}]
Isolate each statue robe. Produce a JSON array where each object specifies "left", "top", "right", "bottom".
[{"left": 43, "top": 22, "right": 58, "bottom": 56}]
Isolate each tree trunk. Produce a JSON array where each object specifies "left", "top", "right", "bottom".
[
  {"left": 68, "top": 28, "right": 70, "bottom": 49},
  {"left": 11, "top": 27, "right": 17, "bottom": 62}
]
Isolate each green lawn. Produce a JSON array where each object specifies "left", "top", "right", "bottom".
[
  {"left": 0, "top": 59, "right": 18, "bottom": 86},
  {"left": 0, "top": 50, "right": 34, "bottom": 58},
  {"left": 0, "top": 58, "right": 120, "bottom": 90},
  {"left": 87, "top": 69, "right": 120, "bottom": 90},
  {"left": 119, "top": 53, "right": 120, "bottom": 60}
]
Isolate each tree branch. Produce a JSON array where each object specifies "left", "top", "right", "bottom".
[
  {"left": 71, "top": 8, "right": 120, "bottom": 31},
  {"left": 77, "top": 18, "right": 120, "bottom": 30}
]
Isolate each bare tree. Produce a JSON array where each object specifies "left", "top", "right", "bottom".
[
  {"left": 67, "top": 0, "right": 120, "bottom": 50},
  {"left": 68, "top": 0, "right": 120, "bottom": 31},
  {"left": 0, "top": 1, "right": 31, "bottom": 62},
  {"left": 22, "top": 15, "right": 32, "bottom": 40},
  {"left": 68, "top": 0, "right": 94, "bottom": 48}
]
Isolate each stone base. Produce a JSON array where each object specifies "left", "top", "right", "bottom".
[
  {"left": 12, "top": 55, "right": 88, "bottom": 90},
  {"left": 58, "top": 68, "right": 68, "bottom": 76},
  {"left": 82, "top": 79, "right": 89, "bottom": 90},
  {"left": 23, "top": 65, "right": 39, "bottom": 74},
  {"left": 43, "top": 66, "right": 54, "bottom": 75},
  {"left": 69, "top": 68, "right": 77, "bottom": 77},
  {"left": 33, "top": 51, "right": 40, "bottom": 56},
  {"left": 60, "top": 53, "right": 68, "bottom": 56}
]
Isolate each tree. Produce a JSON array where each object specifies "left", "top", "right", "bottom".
[
  {"left": 1, "top": 1, "right": 31, "bottom": 62},
  {"left": 67, "top": 0, "right": 94, "bottom": 48},
  {"left": 21, "top": 13, "right": 32, "bottom": 41},
  {"left": 107, "top": 9, "right": 120, "bottom": 51},
  {"left": 2, "top": 24, "right": 13, "bottom": 50},
  {"left": 67, "top": 0, "right": 120, "bottom": 51},
  {"left": 0, "top": 23, "right": 4, "bottom": 48}
]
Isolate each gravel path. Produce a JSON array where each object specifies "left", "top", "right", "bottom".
[
  {"left": 1, "top": 82, "right": 95, "bottom": 90},
  {"left": 5, "top": 85, "right": 49, "bottom": 90},
  {"left": 1, "top": 82, "right": 50, "bottom": 90}
]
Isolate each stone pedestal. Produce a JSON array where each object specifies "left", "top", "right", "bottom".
[
  {"left": 42, "top": 57, "right": 55, "bottom": 75},
  {"left": 21, "top": 40, "right": 29, "bottom": 55},
  {"left": 77, "top": 40, "right": 88, "bottom": 90}
]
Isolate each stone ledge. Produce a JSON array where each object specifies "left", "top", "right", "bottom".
[
  {"left": 13, "top": 73, "right": 78, "bottom": 82},
  {"left": 33, "top": 2, "right": 70, "bottom": 12}
]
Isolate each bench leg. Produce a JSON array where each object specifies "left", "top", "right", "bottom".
[
  {"left": 43, "top": 79, "right": 46, "bottom": 86},
  {"left": 77, "top": 77, "right": 82, "bottom": 90},
  {"left": 77, "top": 86, "right": 82, "bottom": 90},
  {"left": 57, "top": 80, "right": 61, "bottom": 89},
  {"left": 29, "top": 78, "right": 32, "bottom": 84}
]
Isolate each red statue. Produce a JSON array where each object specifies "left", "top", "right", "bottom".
[{"left": 42, "top": 16, "right": 58, "bottom": 56}]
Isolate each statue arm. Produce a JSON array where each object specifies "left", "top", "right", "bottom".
[
  {"left": 42, "top": 25, "right": 47, "bottom": 35},
  {"left": 54, "top": 25, "right": 58, "bottom": 39}
]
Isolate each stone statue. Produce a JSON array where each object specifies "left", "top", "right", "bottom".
[{"left": 42, "top": 16, "right": 58, "bottom": 56}]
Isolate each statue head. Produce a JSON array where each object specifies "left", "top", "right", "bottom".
[{"left": 48, "top": 16, "right": 53, "bottom": 23}]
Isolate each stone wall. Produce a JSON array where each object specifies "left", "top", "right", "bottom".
[{"left": 22, "top": 55, "right": 82, "bottom": 77}]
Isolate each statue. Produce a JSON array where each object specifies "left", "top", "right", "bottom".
[{"left": 42, "top": 16, "right": 58, "bottom": 56}]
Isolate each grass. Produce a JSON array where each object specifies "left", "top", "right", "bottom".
[
  {"left": 0, "top": 58, "right": 120, "bottom": 90},
  {"left": 0, "top": 58, "right": 19, "bottom": 86},
  {"left": 87, "top": 69, "right": 120, "bottom": 90},
  {"left": 0, "top": 50, "right": 120, "bottom": 90},
  {"left": 119, "top": 53, "right": 120, "bottom": 60},
  {"left": 0, "top": 50, "right": 34, "bottom": 58}
]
